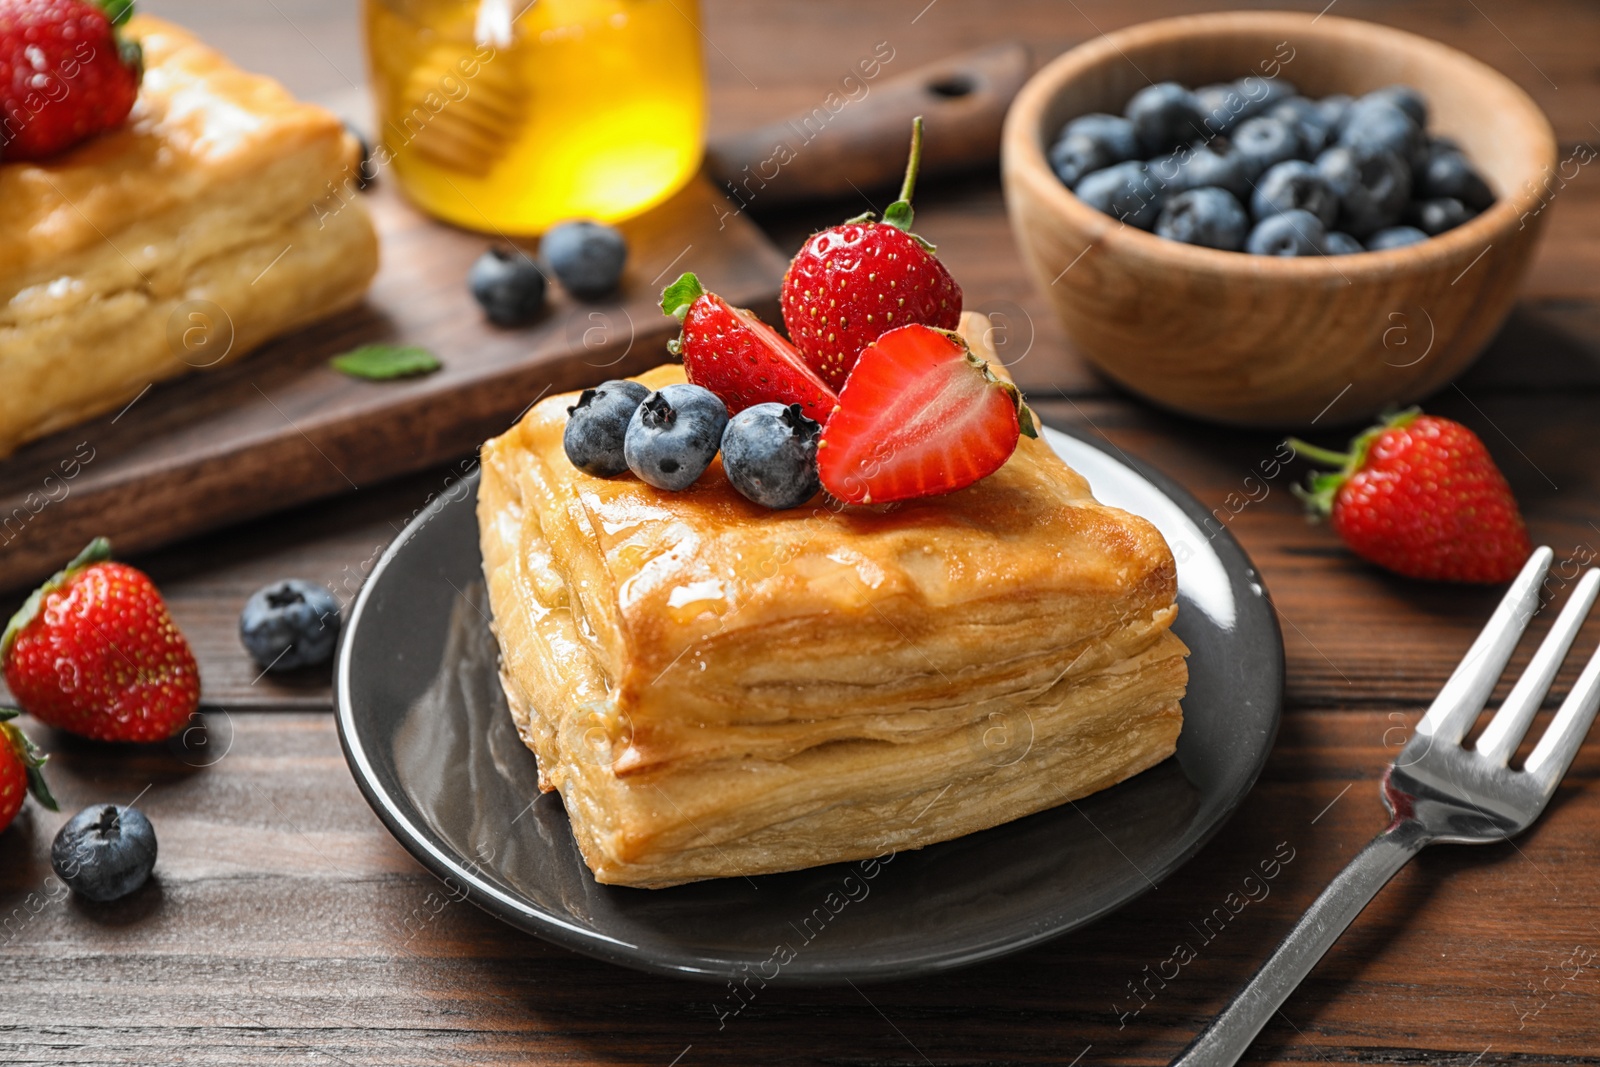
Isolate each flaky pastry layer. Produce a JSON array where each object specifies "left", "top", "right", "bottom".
[
  {"left": 0, "top": 16, "right": 379, "bottom": 457},
  {"left": 478, "top": 314, "right": 1188, "bottom": 887}
]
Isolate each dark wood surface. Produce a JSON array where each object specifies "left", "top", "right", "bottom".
[{"left": 5, "top": 0, "right": 1600, "bottom": 1063}]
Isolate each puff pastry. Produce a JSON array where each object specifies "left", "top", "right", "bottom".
[
  {"left": 0, "top": 16, "right": 379, "bottom": 458},
  {"left": 478, "top": 315, "right": 1188, "bottom": 887}
]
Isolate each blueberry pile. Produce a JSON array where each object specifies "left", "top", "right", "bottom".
[
  {"left": 1049, "top": 77, "right": 1494, "bottom": 255},
  {"left": 564, "top": 381, "right": 821, "bottom": 510}
]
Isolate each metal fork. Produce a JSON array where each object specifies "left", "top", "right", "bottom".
[{"left": 1172, "top": 546, "right": 1600, "bottom": 1066}]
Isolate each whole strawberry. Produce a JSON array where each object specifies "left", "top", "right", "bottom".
[
  {"left": 1290, "top": 410, "right": 1531, "bottom": 583},
  {"left": 0, "top": 709, "right": 56, "bottom": 833},
  {"left": 663, "top": 271, "right": 837, "bottom": 422},
  {"left": 780, "top": 117, "right": 962, "bottom": 391},
  {"left": 0, "top": 0, "right": 143, "bottom": 161},
  {"left": 2, "top": 538, "right": 200, "bottom": 741}
]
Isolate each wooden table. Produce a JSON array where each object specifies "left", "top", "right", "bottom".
[{"left": 5, "top": 1, "right": 1600, "bottom": 1063}]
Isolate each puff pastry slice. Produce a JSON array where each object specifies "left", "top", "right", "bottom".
[{"left": 478, "top": 315, "right": 1188, "bottom": 887}]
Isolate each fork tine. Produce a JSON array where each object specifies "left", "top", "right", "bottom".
[
  {"left": 1416, "top": 547, "right": 1553, "bottom": 744},
  {"left": 1524, "top": 635, "right": 1600, "bottom": 793},
  {"left": 1478, "top": 569, "right": 1600, "bottom": 765}
]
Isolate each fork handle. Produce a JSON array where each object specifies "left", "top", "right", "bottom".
[{"left": 1169, "top": 819, "right": 1431, "bottom": 1067}]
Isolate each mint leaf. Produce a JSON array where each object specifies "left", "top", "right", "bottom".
[{"left": 330, "top": 345, "right": 441, "bottom": 381}]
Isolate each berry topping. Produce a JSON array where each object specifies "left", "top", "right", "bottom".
[
  {"left": 564, "top": 378, "right": 649, "bottom": 477},
  {"left": 662, "top": 272, "right": 836, "bottom": 422},
  {"left": 1289, "top": 410, "right": 1531, "bottom": 583},
  {"left": 542, "top": 219, "right": 628, "bottom": 299},
  {"left": 239, "top": 579, "right": 342, "bottom": 673},
  {"left": 3, "top": 538, "right": 199, "bottom": 742},
  {"left": 780, "top": 118, "right": 962, "bottom": 391},
  {"left": 0, "top": 0, "right": 143, "bottom": 161},
  {"left": 51, "top": 803, "right": 157, "bottom": 902},
  {"left": 817, "top": 324, "right": 1035, "bottom": 505},
  {"left": 720, "top": 402, "right": 821, "bottom": 510},
  {"left": 623, "top": 383, "right": 728, "bottom": 491}
]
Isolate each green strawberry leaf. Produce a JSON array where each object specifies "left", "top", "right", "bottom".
[
  {"left": 0, "top": 716, "right": 58, "bottom": 813},
  {"left": 659, "top": 272, "right": 705, "bottom": 323},
  {"left": 330, "top": 344, "right": 441, "bottom": 381},
  {"left": 2, "top": 538, "right": 112, "bottom": 663},
  {"left": 96, "top": 0, "right": 135, "bottom": 26}
]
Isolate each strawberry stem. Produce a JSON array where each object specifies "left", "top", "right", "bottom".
[
  {"left": 1286, "top": 408, "right": 1423, "bottom": 522},
  {"left": 882, "top": 117, "right": 924, "bottom": 232},
  {"left": 1285, "top": 438, "right": 1351, "bottom": 468}
]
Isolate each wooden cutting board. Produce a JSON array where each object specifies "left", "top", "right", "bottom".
[{"left": 0, "top": 176, "right": 788, "bottom": 593}]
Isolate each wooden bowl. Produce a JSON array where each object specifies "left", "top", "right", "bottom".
[{"left": 1001, "top": 11, "right": 1558, "bottom": 428}]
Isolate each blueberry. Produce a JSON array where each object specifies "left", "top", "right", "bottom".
[
  {"left": 1318, "top": 93, "right": 1354, "bottom": 137},
  {"left": 344, "top": 122, "right": 376, "bottom": 189},
  {"left": 1050, "top": 132, "right": 1116, "bottom": 188},
  {"left": 720, "top": 403, "right": 821, "bottom": 510},
  {"left": 1417, "top": 143, "right": 1494, "bottom": 210},
  {"left": 52, "top": 804, "right": 157, "bottom": 903},
  {"left": 1245, "top": 209, "right": 1327, "bottom": 256},
  {"left": 564, "top": 379, "right": 649, "bottom": 477},
  {"left": 240, "top": 579, "right": 342, "bottom": 672},
  {"left": 1231, "top": 116, "right": 1302, "bottom": 179},
  {"left": 1365, "top": 84, "right": 1428, "bottom": 128},
  {"left": 468, "top": 247, "right": 548, "bottom": 326},
  {"left": 1316, "top": 146, "right": 1410, "bottom": 237},
  {"left": 623, "top": 384, "right": 728, "bottom": 491},
  {"left": 1366, "top": 225, "right": 1429, "bottom": 250},
  {"left": 1059, "top": 113, "right": 1140, "bottom": 162},
  {"left": 1124, "top": 82, "right": 1206, "bottom": 155},
  {"left": 1337, "top": 98, "right": 1423, "bottom": 167},
  {"left": 1409, "top": 197, "right": 1474, "bottom": 235},
  {"left": 1149, "top": 138, "right": 1250, "bottom": 199},
  {"left": 1234, "top": 75, "right": 1298, "bottom": 119},
  {"left": 1321, "top": 230, "right": 1365, "bottom": 255},
  {"left": 1252, "top": 160, "right": 1339, "bottom": 226},
  {"left": 1074, "top": 160, "right": 1164, "bottom": 229},
  {"left": 1267, "top": 96, "right": 1335, "bottom": 156},
  {"left": 1154, "top": 187, "right": 1250, "bottom": 251},
  {"left": 1194, "top": 83, "right": 1249, "bottom": 135},
  {"left": 542, "top": 220, "right": 628, "bottom": 299}
]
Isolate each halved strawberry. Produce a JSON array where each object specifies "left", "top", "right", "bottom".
[
  {"left": 661, "top": 272, "right": 837, "bottom": 422},
  {"left": 818, "top": 324, "right": 1035, "bottom": 505}
]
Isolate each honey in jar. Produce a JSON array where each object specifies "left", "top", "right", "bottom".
[{"left": 364, "top": 0, "right": 705, "bottom": 234}]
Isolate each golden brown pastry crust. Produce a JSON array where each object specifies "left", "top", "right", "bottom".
[
  {"left": 0, "top": 16, "right": 379, "bottom": 457},
  {"left": 478, "top": 314, "right": 1188, "bottom": 887}
]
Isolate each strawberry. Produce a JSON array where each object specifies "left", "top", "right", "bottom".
[
  {"left": 0, "top": 708, "right": 56, "bottom": 833},
  {"left": 2, "top": 538, "right": 200, "bottom": 741},
  {"left": 0, "top": 0, "right": 143, "bottom": 161},
  {"left": 780, "top": 117, "right": 963, "bottom": 391},
  {"left": 661, "top": 271, "right": 837, "bottom": 422},
  {"left": 1289, "top": 410, "right": 1532, "bottom": 583},
  {"left": 817, "top": 323, "right": 1035, "bottom": 505}
]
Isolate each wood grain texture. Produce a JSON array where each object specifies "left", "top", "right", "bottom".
[
  {"left": 4, "top": 0, "right": 1600, "bottom": 1063},
  {"left": 0, "top": 176, "right": 788, "bottom": 594}
]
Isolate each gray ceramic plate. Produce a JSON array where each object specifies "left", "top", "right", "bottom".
[{"left": 334, "top": 427, "right": 1283, "bottom": 984}]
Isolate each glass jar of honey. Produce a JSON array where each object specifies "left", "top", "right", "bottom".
[{"left": 363, "top": 0, "right": 705, "bottom": 234}]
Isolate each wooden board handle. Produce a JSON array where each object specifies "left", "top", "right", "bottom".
[{"left": 705, "top": 42, "right": 1031, "bottom": 209}]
